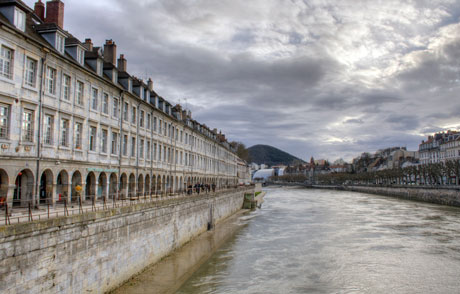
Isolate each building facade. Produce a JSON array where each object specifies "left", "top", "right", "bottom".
[{"left": 0, "top": 0, "right": 239, "bottom": 211}]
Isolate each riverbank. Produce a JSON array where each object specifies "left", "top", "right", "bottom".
[
  {"left": 268, "top": 182, "right": 460, "bottom": 207},
  {"left": 0, "top": 188, "right": 252, "bottom": 294},
  {"left": 111, "top": 209, "right": 251, "bottom": 294}
]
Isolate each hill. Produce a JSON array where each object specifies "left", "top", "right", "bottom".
[{"left": 248, "top": 145, "right": 305, "bottom": 166}]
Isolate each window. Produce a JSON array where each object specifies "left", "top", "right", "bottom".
[
  {"left": 46, "top": 67, "right": 56, "bottom": 94},
  {"left": 43, "top": 115, "right": 53, "bottom": 145},
  {"left": 76, "top": 81, "right": 84, "bottom": 106},
  {"left": 101, "top": 129, "right": 108, "bottom": 153},
  {"left": 56, "top": 34, "right": 65, "bottom": 54},
  {"left": 153, "top": 117, "right": 157, "bottom": 132},
  {"left": 140, "top": 110, "right": 144, "bottom": 127},
  {"left": 14, "top": 8, "right": 26, "bottom": 31},
  {"left": 0, "top": 104, "right": 10, "bottom": 139},
  {"left": 131, "top": 106, "right": 136, "bottom": 124},
  {"left": 63, "top": 74, "right": 71, "bottom": 100},
  {"left": 113, "top": 98, "right": 119, "bottom": 118},
  {"left": 158, "top": 144, "right": 161, "bottom": 161},
  {"left": 111, "top": 132, "right": 118, "bottom": 155},
  {"left": 60, "top": 118, "right": 69, "bottom": 147},
  {"left": 22, "top": 109, "right": 34, "bottom": 142},
  {"left": 131, "top": 136, "right": 136, "bottom": 157},
  {"left": 89, "top": 126, "right": 97, "bottom": 151},
  {"left": 153, "top": 143, "right": 157, "bottom": 160},
  {"left": 123, "top": 135, "right": 128, "bottom": 156},
  {"left": 147, "top": 114, "right": 151, "bottom": 130},
  {"left": 77, "top": 48, "right": 84, "bottom": 65},
  {"left": 164, "top": 122, "right": 167, "bottom": 136},
  {"left": 91, "top": 88, "right": 98, "bottom": 110},
  {"left": 146, "top": 141, "right": 151, "bottom": 160},
  {"left": 140, "top": 139, "right": 144, "bottom": 158},
  {"left": 75, "top": 122, "right": 82, "bottom": 149},
  {"left": 25, "top": 57, "right": 37, "bottom": 87},
  {"left": 102, "top": 93, "right": 109, "bottom": 114},
  {"left": 0, "top": 46, "right": 13, "bottom": 79},
  {"left": 123, "top": 102, "right": 129, "bottom": 121}
]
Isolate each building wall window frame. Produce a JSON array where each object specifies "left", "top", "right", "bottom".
[
  {"left": 131, "top": 136, "right": 136, "bottom": 157},
  {"left": 55, "top": 33, "right": 65, "bottom": 54},
  {"left": 111, "top": 132, "right": 118, "bottom": 155},
  {"left": 102, "top": 93, "right": 109, "bottom": 115},
  {"left": 0, "top": 46, "right": 13, "bottom": 80},
  {"left": 123, "top": 102, "right": 129, "bottom": 121},
  {"left": 91, "top": 87, "right": 98, "bottom": 111},
  {"left": 123, "top": 134, "right": 128, "bottom": 156},
  {"left": 89, "top": 126, "right": 97, "bottom": 151},
  {"left": 43, "top": 114, "right": 54, "bottom": 145},
  {"left": 101, "top": 128, "right": 108, "bottom": 153},
  {"left": 0, "top": 103, "right": 10, "bottom": 139},
  {"left": 131, "top": 106, "right": 136, "bottom": 124},
  {"left": 140, "top": 110, "right": 144, "bottom": 128},
  {"left": 146, "top": 140, "right": 151, "bottom": 160},
  {"left": 62, "top": 74, "right": 71, "bottom": 101},
  {"left": 112, "top": 97, "right": 119, "bottom": 118},
  {"left": 76, "top": 80, "right": 84, "bottom": 106},
  {"left": 75, "top": 122, "right": 83, "bottom": 149},
  {"left": 24, "top": 57, "right": 37, "bottom": 88},
  {"left": 22, "top": 109, "right": 34, "bottom": 142},
  {"left": 60, "top": 118, "right": 70, "bottom": 147},
  {"left": 146, "top": 113, "right": 151, "bottom": 130},
  {"left": 46, "top": 66, "right": 56, "bottom": 95},
  {"left": 139, "top": 138, "right": 144, "bottom": 159}
]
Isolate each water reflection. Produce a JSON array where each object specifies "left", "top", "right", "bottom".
[{"left": 177, "top": 187, "right": 460, "bottom": 294}]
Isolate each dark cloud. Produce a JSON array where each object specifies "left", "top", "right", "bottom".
[{"left": 22, "top": 0, "right": 460, "bottom": 161}]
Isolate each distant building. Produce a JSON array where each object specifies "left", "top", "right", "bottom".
[{"left": 419, "top": 131, "right": 460, "bottom": 164}]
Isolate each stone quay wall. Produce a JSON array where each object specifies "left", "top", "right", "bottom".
[
  {"left": 342, "top": 186, "right": 460, "bottom": 207},
  {"left": 0, "top": 188, "right": 250, "bottom": 294}
]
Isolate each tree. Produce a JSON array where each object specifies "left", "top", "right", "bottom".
[{"left": 230, "top": 141, "right": 249, "bottom": 162}]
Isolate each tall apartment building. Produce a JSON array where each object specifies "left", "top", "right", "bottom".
[
  {"left": 0, "top": 0, "right": 239, "bottom": 210},
  {"left": 419, "top": 131, "right": 460, "bottom": 164}
]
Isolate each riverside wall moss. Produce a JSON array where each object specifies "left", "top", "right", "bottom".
[
  {"left": 343, "top": 186, "right": 460, "bottom": 207},
  {"left": 0, "top": 189, "right": 250, "bottom": 294}
]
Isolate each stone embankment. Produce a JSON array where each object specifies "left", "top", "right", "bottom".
[
  {"left": 0, "top": 188, "right": 251, "bottom": 294},
  {"left": 342, "top": 185, "right": 460, "bottom": 207}
]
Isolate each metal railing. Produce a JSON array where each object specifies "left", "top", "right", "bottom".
[{"left": 1, "top": 185, "right": 251, "bottom": 226}]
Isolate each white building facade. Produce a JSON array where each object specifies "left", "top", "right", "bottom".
[{"left": 0, "top": 0, "right": 239, "bottom": 211}]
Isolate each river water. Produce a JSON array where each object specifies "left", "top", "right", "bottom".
[{"left": 176, "top": 187, "right": 460, "bottom": 294}]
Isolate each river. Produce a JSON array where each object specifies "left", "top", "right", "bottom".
[{"left": 175, "top": 187, "right": 460, "bottom": 293}]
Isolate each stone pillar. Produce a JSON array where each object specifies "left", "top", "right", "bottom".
[
  {"left": 6, "top": 184, "right": 15, "bottom": 213},
  {"left": 64, "top": 184, "right": 71, "bottom": 203},
  {"left": 105, "top": 181, "right": 110, "bottom": 202},
  {"left": 51, "top": 182, "right": 57, "bottom": 207}
]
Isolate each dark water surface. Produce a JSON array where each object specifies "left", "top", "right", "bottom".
[{"left": 176, "top": 187, "right": 460, "bottom": 294}]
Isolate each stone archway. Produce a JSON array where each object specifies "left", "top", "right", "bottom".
[
  {"left": 120, "top": 173, "right": 128, "bottom": 199},
  {"left": 56, "top": 170, "right": 69, "bottom": 203},
  {"left": 109, "top": 173, "right": 117, "bottom": 199},
  {"left": 0, "top": 169, "right": 9, "bottom": 206},
  {"left": 145, "top": 175, "right": 150, "bottom": 197},
  {"left": 85, "top": 172, "right": 96, "bottom": 201},
  {"left": 128, "top": 173, "right": 136, "bottom": 198},
  {"left": 39, "top": 169, "right": 53, "bottom": 204},
  {"left": 13, "top": 169, "right": 34, "bottom": 207},
  {"left": 137, "top": 174, "right": 144, "bottom": 197},
  {"left": 98, "top": 173, "right": 107, "bottom": 200}
]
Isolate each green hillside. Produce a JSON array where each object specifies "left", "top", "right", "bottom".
[{"left": 248, "top": 144, "right": 305, "bottom": 166}]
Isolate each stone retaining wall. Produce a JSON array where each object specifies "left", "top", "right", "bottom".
[
  {"left": 343, "top": 186, "right": 460, "bottom": 207},
  {"left": 0, "top": 189, "right": 250, "bottom": 294}
]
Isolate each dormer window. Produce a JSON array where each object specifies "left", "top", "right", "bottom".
[
  {"left": 56, "top": 33, "right": 65, "bottom": 54},
  {"left": 77, "top": 47, "right": 84, "bottom": 65},
  {"left": 97, "top": 59, "right": 103, "bottom": 76},
  {"left": 128, "top": 79, "right": 132, "bottom": 92},
  {"left": 14, "top": 8, "right": 25, "bottom": 32}
]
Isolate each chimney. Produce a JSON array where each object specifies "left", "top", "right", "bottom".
[
  {"left": 83, "top": 38, "right": 93, "bottom": 51},
  {"left": 45, "top": 0, "right": 65, "bottom": 29},
  {"left": 147, "top": 78, "right": 153, "bottom": 91},
  {"left": 34, "top": 0, "right": 45, "bottom": 21},
  {"left": 103, "top": 39, "right": 117, "bottom": 65},
  {"left": 117, "top": 54, "right": 127, "bottom": 72}
]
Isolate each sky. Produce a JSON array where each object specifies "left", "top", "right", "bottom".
[{"left": 25, "top": 0, "right": 460, "bottom": 162}]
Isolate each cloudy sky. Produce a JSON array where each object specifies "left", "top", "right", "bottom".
[{"left": 25, "top": 0, "right": 460, "bottom": 161}]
